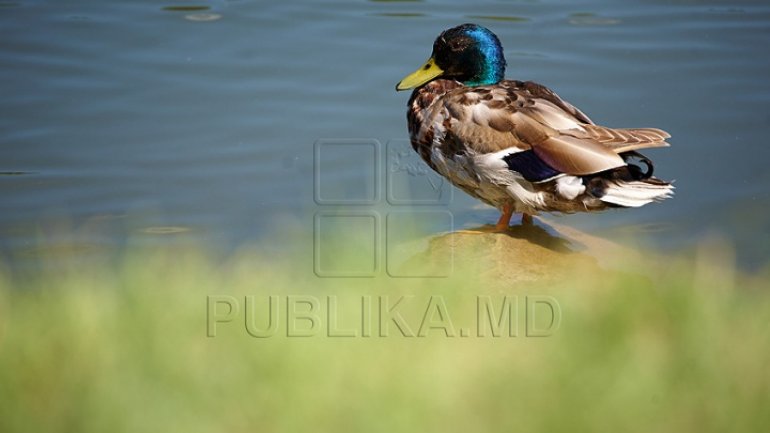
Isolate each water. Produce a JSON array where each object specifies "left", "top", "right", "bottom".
[{"left": 2, "top": 0, "right": 770, "bottom": 271}]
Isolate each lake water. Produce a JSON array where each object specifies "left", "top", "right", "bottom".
[{"left": 2, "top": 0, "right": 770, "bottom": 272}]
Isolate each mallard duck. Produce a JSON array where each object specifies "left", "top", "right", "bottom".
[{"left": 396, "top": 23, "right": 673, "bottom": 229}]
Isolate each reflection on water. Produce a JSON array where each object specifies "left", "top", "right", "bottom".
[
  {"left": 161, "top": 6, "right": 211, "bottom": 12},
  {"left": 183, "top": 13, "right": 222, "bottom": 22},
  {"left": 1, "top": 0, "right": 770, "bottom": 270},
  {"left": 139, "top": 226, "right": 192, "bottom": 235},
  {"left": 0, "top": 171, "right": 34, "bottom": 176},
  {"left": 466, "top": 15, "right": 530, "bottom": 23},
  {"left": 568, "top": 12, "right": 621, "bottom": 26},
  {"left": 372, "top": 12, "right": 425, "bottom": 18}
]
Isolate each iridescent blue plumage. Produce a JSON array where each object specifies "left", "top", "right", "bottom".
[{"left": 462, "top": 25, "right": 506, "bottom": 86}]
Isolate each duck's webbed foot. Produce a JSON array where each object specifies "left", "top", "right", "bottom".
[{"left": 453, "top": 205, "right": 537, "bottom": 234}]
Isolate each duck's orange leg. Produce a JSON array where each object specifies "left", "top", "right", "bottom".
[
  {"left": 521, "top": 213, "right": 533, "bottom": 226},
  {"left": 452, "top": 204, "right": 515, "bottom": 234},
  {"left": 495, "top": 204, "right": 514, "bottom": 231}
]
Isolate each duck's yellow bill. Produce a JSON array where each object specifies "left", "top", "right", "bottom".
[{"left": 395, "top": 57, "right": 444, "bottom": 91}]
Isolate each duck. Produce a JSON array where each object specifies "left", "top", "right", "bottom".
[{"left": 396, "top": 23, "right": 673, "bottom": 229}]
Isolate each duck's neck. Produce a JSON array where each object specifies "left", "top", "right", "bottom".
[
  {"left": 407, "top": 80, "right": 464, "bottom": 138},
  {"left": 407, "top": 80, "right": 463, "bottom": 111},
  {"left": 463, "top": 62, "right": 504, "bottom": 87}
]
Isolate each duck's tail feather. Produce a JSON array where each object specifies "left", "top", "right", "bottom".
[
  {"left": 598, "top": 178, "right": 674, "bottom": 208},
  {"left": 584, "top": 151, "right": 674, "bottom": 208}
]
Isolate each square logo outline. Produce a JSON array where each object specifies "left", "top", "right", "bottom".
[{"left": 313, "top": 210, "right": 381, "bottom": 278}]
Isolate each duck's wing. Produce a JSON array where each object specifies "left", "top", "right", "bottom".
[{"left": 439, "top": 80, "right": 670, "bottom": 177}]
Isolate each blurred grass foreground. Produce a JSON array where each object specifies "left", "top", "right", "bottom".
[{"left": 1, "top": 229, "right": 770, "bottom": 433}]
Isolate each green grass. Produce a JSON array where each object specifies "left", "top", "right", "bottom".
[{"left": 1, "top": 240, "right": 769, "bottom": 432}]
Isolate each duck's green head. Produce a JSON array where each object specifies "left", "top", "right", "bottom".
[{"left": 396, "top": 23, "right": 506, "bottom": 91}]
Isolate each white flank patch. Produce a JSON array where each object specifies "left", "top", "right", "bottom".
[{"left": 555, "top": 176, "right": 585, "bottom": 200}]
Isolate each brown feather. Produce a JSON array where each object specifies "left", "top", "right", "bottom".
[
  {"left": 534, "top": 136, "right": 625, "bottom": 175},
  {"left": 568, "top": 125, "right": 671, "bottom": 153},
  {"left": 506, "top": 80, "right": 594, "bottom": 125}
]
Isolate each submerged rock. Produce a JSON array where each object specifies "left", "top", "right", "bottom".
[{"left": 395, "top": 218, "right": 638, "bottom": 284}]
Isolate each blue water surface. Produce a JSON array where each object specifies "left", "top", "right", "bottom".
[{"left": 1, "top": 0, "right": 769, "bottom": 270}]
